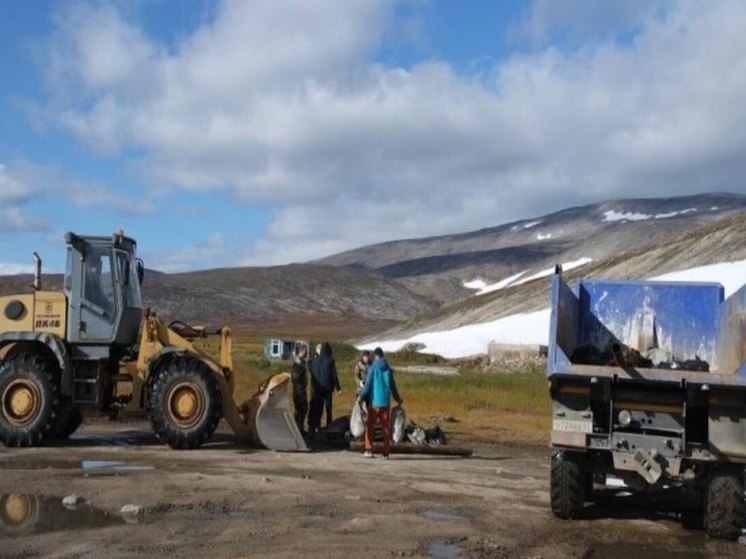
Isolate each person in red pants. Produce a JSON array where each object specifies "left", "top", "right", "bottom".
[{"left": 356, "top": 347, "right": 403, "bottom": 459}]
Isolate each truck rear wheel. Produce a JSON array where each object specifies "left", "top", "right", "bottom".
[
  {"left": 146, "top": 356, "right": 222, "bottom": 450},
  {"left": 0, "top": 352, "right": 61, "bottom": 447},
  {"left": 551, "top": 449, "right": 586, "bottom": 519},
  {"left": 705, "top": 464, "right": 745, "bottom": 540}
]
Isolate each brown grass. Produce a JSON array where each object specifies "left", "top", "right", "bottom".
[{"left": 199, "top": 337, "right": 552, "bottom": 446}]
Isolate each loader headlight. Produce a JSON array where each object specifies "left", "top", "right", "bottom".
[{"left": 618, "top": 409, "right": 632, "bottom": 427}]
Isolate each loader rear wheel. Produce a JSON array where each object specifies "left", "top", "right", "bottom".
[
  {"left": 550, "top": 449, "right": 586, "bottom": 519},
  {"left": 0, "top": 352, "right": 60, "bottom": 447},
  {"left": 705, "top": 464, "right": 745, "bottom": 540},
  {"left": 52, "top": 400, "right": 83, "bottom": 440},
  {"left": 147, "top": 356, "right": 222, "bottom": 450}
]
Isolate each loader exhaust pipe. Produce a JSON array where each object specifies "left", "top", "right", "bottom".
[{"left": 32, "top": 252, "right": 41, "bottom": 291}]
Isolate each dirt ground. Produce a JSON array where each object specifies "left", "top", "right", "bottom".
[{"left": 1, "top": 422, "right": 745, "bottom": 559}]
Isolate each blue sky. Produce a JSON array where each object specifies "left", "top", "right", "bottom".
[{"left": 1, "top": 0, "right": 744, "bottom": 274}]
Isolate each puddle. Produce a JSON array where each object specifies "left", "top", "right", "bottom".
[
  {"left": 588, "top": 542, "right": 710, "bottom": 559},
  {"left": 426, "top": 543, "right": 462, "bottom": 559},
  {"left": 82, "top": 460, "right": 154, "bottom": 473},
  {"left": 0, "top": 459, "right": 79, "bottom": 470},
  {"left": 0, "top": 494, "right": 126, "bottom": 537},
  {"left": 69, "top": 430, "right": 157, "bottom": 446},
  {"left": 420, "top": 510, "right": 471, "bottom": 522}
]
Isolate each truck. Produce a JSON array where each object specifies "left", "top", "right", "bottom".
[
  {"left": 548, "top": 266, "right": 746, "bottom": 539},
  {"left": 0, "top": 231, "right": 307, "bottom": 452}
]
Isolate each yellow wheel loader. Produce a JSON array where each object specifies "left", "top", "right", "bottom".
[{"left": 0, "top": 231, "right": 307, "bottom": 451}]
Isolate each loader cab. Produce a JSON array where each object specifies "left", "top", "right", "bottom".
[{"left": 64, "top": 231, "right": 144, "bottom": 348}]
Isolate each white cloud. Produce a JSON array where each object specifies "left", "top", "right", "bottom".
[
  {"left": 0, "top": 261, "right": 35, "bottom": 276},
  {"left": 34, "top": 0, "right": 746, "bottom": 264},
  {"left": 142, "top": 233, "right": 229, "bottom": 273}
]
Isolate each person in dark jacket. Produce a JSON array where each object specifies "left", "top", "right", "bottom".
[
  {"left": 309, "top": 342, "right": 341, "bottom": 432},
  {"left": 357, "top": 347, "right": 402, "bottom": 459},
  {"left": 290, "top": 345, "right": 309, "bottom": 434}
]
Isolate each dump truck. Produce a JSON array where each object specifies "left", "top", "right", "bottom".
[
  {"left": 548, "top": 267, "right": 746, "bottom": 539},
  {"left": 0, "top": 231, "right": 306, "bottom": 451}
]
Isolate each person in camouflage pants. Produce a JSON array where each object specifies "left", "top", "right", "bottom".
[{"left": 291, "top": 345, "right": 309, "bottom": 434}]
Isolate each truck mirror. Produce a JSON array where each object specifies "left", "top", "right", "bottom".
[{"left": 136, "top": 259, "right": 145, "bottom": 285}]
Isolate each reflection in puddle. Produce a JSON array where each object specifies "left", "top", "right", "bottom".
[
  {"left": 0, "top": 459, "right": 78, "bottom": 470},
  {"left": 81, "top": 460, "right": 154, "bottom": 473},
  {"left": 588, "top": 540, "right": 731, "bottom": 559},
  {"left": 426, "top": 543, "right": 462, "bottom": 559},
  {"left": 420, "top": 510, "right": 471, "bottom": 522},
  {"left": 0, "top": 494, "right": 126, "bottom": 537}
]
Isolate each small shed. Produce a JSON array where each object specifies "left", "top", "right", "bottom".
[{"left": 264, "top": 338, "right": 309, "bottom": 361}]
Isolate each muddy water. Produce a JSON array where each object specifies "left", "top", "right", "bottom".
[
  {"left": 0, "top": 494, "right": 125, "bottom": 537},
  {"left": 420, "top": 510, "right": 471, "bottom": 522},
  {"left": 426, "top": 542, "right": 462, "bottom": 559}
]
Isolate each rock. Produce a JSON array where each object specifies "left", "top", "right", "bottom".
[
  {"left": 62, "top": 494, "right": 83, "bottom": 508},
  {"left": 120, "top": 504, "right": 143, "bottom": 517}
]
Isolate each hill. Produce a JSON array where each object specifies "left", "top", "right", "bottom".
[
  {"left": 0, "top": 265, "right": 436, "bottom": 340},
  {"left": 318, "top": 193, "right": 746, "bottom": 304}
]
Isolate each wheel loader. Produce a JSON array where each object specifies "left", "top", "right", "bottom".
[{"left": 0, "top": 231, "right": 307, "bottom": 451}]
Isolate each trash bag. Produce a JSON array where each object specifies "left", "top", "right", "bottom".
[
  {"left": 350, "top": 401, "right": 367, "bottom": 438},
  {"left": 391, "top": 406, "right": 406, "bottom": 443},
  {"left": 407, "top": 422, "right": 427, "bottom": 445},
  {"left": 425, "top": 425, "right": 447, "bottom": 445}
]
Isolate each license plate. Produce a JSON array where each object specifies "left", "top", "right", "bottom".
[{"left": 552, "top": 419, "right": 593, "bottom": 433}]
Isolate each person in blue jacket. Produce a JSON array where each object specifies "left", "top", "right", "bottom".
[{"left": 356, "top": 347, "right": 403, "bottom": 459}]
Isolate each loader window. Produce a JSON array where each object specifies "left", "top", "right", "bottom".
[
  {"left": 115, "top": 250, "right": 142, "bottom": 309},
  {"left": 83, "top": 249, "right": 115, "bottom": 315}
]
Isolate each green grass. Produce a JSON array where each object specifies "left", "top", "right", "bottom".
[{"left": 199, "top": 338, "right": 552, "bottom": 446}]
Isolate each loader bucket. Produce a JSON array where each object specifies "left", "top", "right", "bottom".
[{"left": 242, "top": 373, "right": 308, "bottom": 452}]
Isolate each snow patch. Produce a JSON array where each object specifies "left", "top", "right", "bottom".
[
  {"left": 362, "top": 309, "right": 551, "bottom": 359},
  {"left": 651, "top": 259, "right": 746, "bottom": 298},
  {"left": 467, "top": 257, "right": 593, "bottom": 296},
  {"left": 654, "top": 207, "right": 697, "bottom": 219},
  {"left": 604, "top": 207, "right": 699, "bottom": 222},
  {"left": 523, "top": 221, "right": 541, "bottom": 229},
  {"left": 537, "top": 233, "right": 553, "bottom": 240},
  {"left": 603, "top": 210, "right": 651, "bottom": 222},
  {"left": 463, "top": 278, "right": 488, "bottom": 291},
  {"left": 519, "top": 257, "right": 594, "bottom": 285},
  {"left": 368, "top": 259, "right": 746, "bottom": 358},
  {"left": 470, "top": 270, "right": 528, "bottom": 295}
]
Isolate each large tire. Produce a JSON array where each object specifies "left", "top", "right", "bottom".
[
  {"left": 705, "top": 464, "right": 745, "bottom": 540},
  {"left": 146, "top": 356, "right": 222, "bottom": 449},
  {"left": 551, "top": 449, "right": 586, "bottom": 519},
  {"left": 52, "top": 400, "right": 83, "bottom": 440},
  {"left": 0, "top": 352, "right": 61, "bottom": 447}
]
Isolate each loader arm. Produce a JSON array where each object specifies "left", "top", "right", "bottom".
[{"left": 135, "top": 314, "right": 307, "bottom": 450}]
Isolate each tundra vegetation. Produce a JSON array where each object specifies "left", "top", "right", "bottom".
[{"left": 199, "top": 337, "right": 551, "bottom": 445}]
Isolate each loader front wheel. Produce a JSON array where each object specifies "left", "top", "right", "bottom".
[
  {"left": 0, "top": 352, "right": 61, "bottom": 447},
  {"left": 147, "top": 356, "right": 222, "bottom": 450},
  {"left": 705, "top": 464, "right": 745, "bottom": 540},
  {"left": 550, "top": 449, "right": 586, "bottom": 519},
  {"left": 52, "top": 400, "right": 83, "bottom": 440}
]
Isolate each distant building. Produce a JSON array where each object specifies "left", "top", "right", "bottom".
[
  {"left": 487, "top": 342, "right": 548, "bottom": 365},
  {"left": 264, "top": 338, "right": 310, "bottom": 361}
]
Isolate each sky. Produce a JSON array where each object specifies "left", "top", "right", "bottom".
[{"left": 1, "top": 0, "right": 745, "bottom": 274}]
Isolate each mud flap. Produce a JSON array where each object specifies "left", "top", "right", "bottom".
[{"left": 242, "top": 373, "right": 308, "bottom": 452}]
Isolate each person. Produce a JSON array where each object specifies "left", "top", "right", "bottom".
[
  {"left": 309, "top": 342, "right": 341, "bottom": 432},
  {"left": 353, "top": 351, "right": 371, "bottom": 387},
  {"left": 290, "top": 345, "right": 309, "bottom": 434},
  {"left": 357, "top": 347, "right": 402, "bottom": 459}
]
